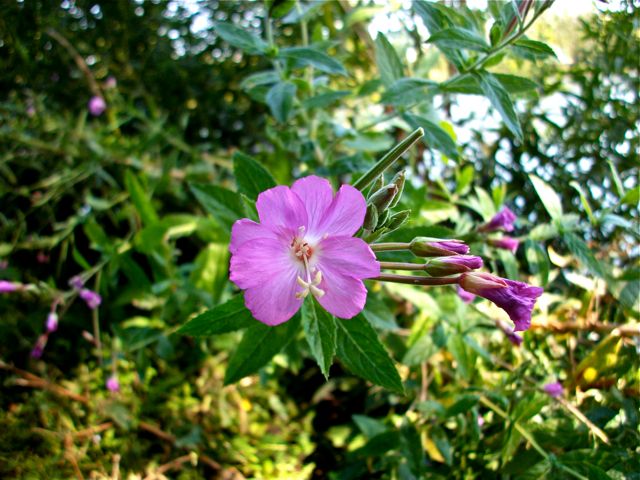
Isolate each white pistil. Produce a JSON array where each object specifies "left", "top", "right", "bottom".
[{"left": 295, "top": 251, "right": 325, "bottom": 300}]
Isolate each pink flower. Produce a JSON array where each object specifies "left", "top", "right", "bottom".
[
  {"left": 543, "top": 381, "right": 564, "bottom": 398},
  {"left": 424, "top": 255, "right": 483, "bottom": 276},
  {"left": 46, "top": 312, "right": 59, "bottom": 333},
  {"left": 229, "top": 176, "right": 380, "bottom": 326},
  {"left": 480, "top": 207, "right": 517, "bottom": 232},
  {"left": 80, "top": 289, "right": 102, "bottom": 309},
  {"left": 88, "top": 96, "right": 106, "bottom": 116},
  {"left": 410, "top": 238, "right": 469, "bottom": 257},
  {"left": 69, "top": 275, "right": 84, "bottom": 290},
  {"left": 457, "top": 285, "right": 476, "bottom": 303},
  {"left": 458, "top": 272, "right": 543, "bottom": 331},
  {"left": 106, "top": 375, "right": 120, "bottom": 392},
  {"left": 0, "top": 280, "right": 19, "bottom": 293},
  {"left": 104, "top": 76, "right": 117, "bottom": 89},
  {"left": 489, "top": 237, "right": 520, "bottom": 253}
]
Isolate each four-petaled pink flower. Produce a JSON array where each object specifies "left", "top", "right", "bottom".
[
  {"left": 230, "top": 176, "right": 380, "bottom": 326},
  {"left": 480, "top": 207, "right": 517, "bottom": 232}
]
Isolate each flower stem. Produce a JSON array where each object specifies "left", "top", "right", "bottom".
[
  {"left": 379, "top": 261, "right": 426, "bottom": 271},
  {"left": 352, "top": 127, "right": 424, "bottom": 191},
  {"left": 374, "top": 273, "right": 459, "bottom": 286},
  {"left": 370, "top": 242, "right": 410, "bottom": 252}
]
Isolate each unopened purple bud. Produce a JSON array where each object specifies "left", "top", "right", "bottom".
[
  {"left": 543, "top": 382, "right": 564, "bottom": 398},
  {"left": 459, "top": 272, "right": 543, "bottom": 331},
  {"left": 424, "top": 255, "right": 483, "bottom": 276},
  {"left": 106, "top": 375, "right": 120, "bottom": 392},
  {"left": 80, "top": 289, "right": 102, "bottom": 309},
  {"left": 410, "top": 238, "right": 470, "bottom": 257},
  {"left": 46, "top": 312, "right": 59, "bottom": 333},
  {"left": 88, "top": 96, "right": 106, "bottom": 116},
  {"left": 31, "top": 335, "right": 48, "bottom": 359},
  {"left": 489, "top": 237, "right": 520, "bottom": 253},
  {"left": 457, "top": 285, "right": 476, "bottom": 303},
  {"left": 480, "top": 207, "right": 517, "bottom": 233},
  {"left": 0, "top": 280, "right": 19, "bottom": 293},
  {"left": 69, "top": 275, "right": 84, "bottom": 290},
  {"left": 505, "top": 330, "right": 523, "bottom": 346},
  {"left": 104, "top": 76, "right": 117, "bottom": 89}
]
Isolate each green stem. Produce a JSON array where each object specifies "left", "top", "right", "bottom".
[
  {"left": 352, "top": 127, "right": 424, "bottom": 191},
  {"left": 379, "top": 261, "right": 426, "bottom": 271},
  {"left": 370, "top": 242, "right": 410, "bottom": 252},
  {"left": 374, "top": 273, "right": 459, "bottom": 286}
]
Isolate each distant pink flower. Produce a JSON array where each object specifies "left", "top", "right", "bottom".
[
  {"left": 489, "top": 237, "right": 520, "bottom": 253},
  {"left": 46, "top": 312, "right": 59, "bottom": 333},
  {"left": 459, "top": 272, "right": 543, "bottom": 331},
  {"left": 457, "top": 285, "right": 475, "bottom": 303},
  {"left": 106, "top": 375, "right": 120, "bottom": 392},
  {"left": 424, "top": 255, "right": 483, "bottom": 276},
  {"left": 104, "top": 76, "right": 117, "bottom": 89},
  {"left": 480, "top": 207, "right": 517, "bottom": 232},
  {"left": 0, "top": 280, "right": 19, "bottom": 293},
  {"left": 80, "top": 289, "right": 102, "bottom": 309},
  {"left": 410, "top": 238, "right": 469, "bottom": 257},
  {"left": 69, "top": 275, "right": 84, "bottom": 290},
  {"left": 477, "top": 415, "right": 485, "bottom": 427},
  {"left": 88, "top": 96, "right": 106, "bottom": 116},
  {"left": 230, "top": 176, "right": 380, "bottom": 326},
  {"left": 543, "top": 381, "right": 564, "bottom": 398}
]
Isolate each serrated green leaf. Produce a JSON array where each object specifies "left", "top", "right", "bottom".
[
  {"left": 232, "top": 151, "right": 277, "bottom": 201},
  {"left": 178, "top": 296, "right": 255, "bottom": 336},
  {"left": 428, "top": 27, "right": 490, "bottom": 52},
  {"left": 405, "top": 113, "right": 459, "bottom": 160},
  {"left": 224, "top": 312, "right": 301, "bottom": 385},
  {"left": 375, "top": 33, "right": 404, "bottom": 86},
  {"left": 301, "top": 297, "right": 337, "bottom": 379},
  {"left": 529, "top": 174, "right": 563, "bottom": 220},
  {"left": 189, "top": 183, "right": 246, "bottom": 232},
  {"left": 336, "top": 314, "right": 404, "bottom": 394},
  {"left": 279, "top": 47, "right": 347, "bottom": 75},
  {"left": 475, "top": 70, "right": 523, "bottom": 140},
  {"left": 266, "top": 81, "right": 297, "bottom": 123},
  {"left": 214, "top": 22, "right": 268, "bottom": 54}
]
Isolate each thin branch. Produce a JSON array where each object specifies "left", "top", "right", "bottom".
[{"left": 374, "top": 273, "right": 459, "bottom": 286}]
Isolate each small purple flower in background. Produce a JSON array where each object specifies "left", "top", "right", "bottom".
[
  {"left": 489, "top": 237, "right": 520, "bottom": 253},
  {"left": 0, "top": 260, "right": 8, "bottom": 270},
  {"left": 410, "top": 238, "right": 470, "bottom": 257},
  {"left": 457, "top": 285, "right": 476, "bottom": 304},
  {"left": 88, "top": 96, "right": 107, "bottom": 116},
  {"left": 31, "top": 335, "right": 48, "bottom": 359},
  {"left": 230, "top": 175, "right": 380, "bottom": 326},
  {"left": 69, "top": 275, "right": 84, "bottom": 290},
  {"left": 80, "top": 289, "right": 102, "bottom": 309},
  {"left": 480, "top": 207, "right": 517, "bottom": 233},
  {"left": 543, "top": 381, "right": 564, "bottom": 398},
  {"left": 458, "top": 272, "right": 543, "bottom": 331},
  {"left": 104, "top": 76, "right": 117, "bottom": 89},
  {"left": 477, "top": 415, "right": 485, "bottom": 427},
  {"left": 0, "top": 280, "right": 20, "bottom": 293},
  {"left": 46, "top": 312, "right": 59, "bottom": 333},
  {"left": 106, "top": 375, "right": 120, "bottom": 392},
  {"left": 424, "top": 255, "right": 483, "bottom": 276}
]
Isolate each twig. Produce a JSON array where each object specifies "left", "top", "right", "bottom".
[{"left": 530, "top": 321, "right": 639, "bottom": 337}]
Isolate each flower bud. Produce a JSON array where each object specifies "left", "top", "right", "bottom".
[
  {"left": 368, "top": 184, "right": 398, "bottom": 214},
  {"left": 409, "top": 238, "right": 470, "bottom": 257},
  {"left": 389, "top": 171, "right": 405, "bottom": 208},
  {"left": 0, "top": 280, "right": 20, "bottom": 293},
  {"left": 363, "top": 204, "right": 378, "bottom": 231},
  {"left": 368, "top": 175, "right": 384, "bottom": 197},
  {"left": 376, "top": 209, "right": 390, "bottom": 228},
  {"left": 31, "top": 335, "right": 48, "bottom": 359},
  {"left": 69, "top": 275, "right": 84, "bottom": 290},
  {"left": 80, "top": 289, "right": 102, "bottom": 309},
  {"left": 106, "top": 375, "right": 120, "bottom": 393},
  {"left": 543, "top": 381, "right": 563, "bottom": 398},
  {"left": 386, "top": 210, "right": 411, "bottom": 231},
  {"left": 479, "top": 207, "right": 517, "bottom": 233},
  {"left": 88, "top": 96, "right": 106, "bottom": 116},
  {"left": 457, "top": 285, "right": 475, "bottom": 303},
  {"left": 489, "top": 236, "right": 519, "bottom": 253},
  {"left": 424, "top": 255, "right": 483, "bottom": 276},
  {"left": 46, "top": 312, "right": 59, "bottom": 333}
]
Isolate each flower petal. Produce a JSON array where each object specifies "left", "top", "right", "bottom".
[
  {"left": 256, "top": 185, "right": 308, "bottom": 232},
  {"left": 291, "top": 175, "right": 334, "bottom": 236},
  {"left": 316, "top": 184, "right": 366, "bottom": 237},
  {"left": 317, "top": 236, "right": 380, "bottom": 280},
  {"left": 317, "top": 270, "right": 368, "bottom": 319},
  {"left": 230, "top": 219, "right": 277, "bottom": 254},
  {"left": 243, "top": 271, "right": 303, "bottom": 326}
]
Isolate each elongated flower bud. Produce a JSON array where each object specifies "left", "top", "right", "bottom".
[
  {"left": 489, "top": 237, "right": 519, "bottom": 253},
  {"left": 410, "top": 238, "right": 470, "bottom": 257},
  {"left": 459, "top": 272, "right": 543, "bottom": 331},
  {"left": 389, "top": 171, "right": 405, "bottom": 208},
  {"left": 479, "top": 207, "right": 517, "bottom": 232},
  {"left": 363, "top": 204, "right": 378, "bottom": 231},
  {"left": 0, "top": 280, "right": 20, "bottom": 293},
  {"left": 386, "top": 210, "right": 411, "bottom": 230},
  {"left": 368, "top": 184, "right": 398, "bottom": 213},
  {"left": 368, "top": 175, "right": 384, "bottom": 197},
  {"left": 46, "top": 312, "right": 59, "bottom": 333},
  {"left": 424, "top": 255, "right": 483, "bottom": 276},
  {"left": 543, "top": 381, "right": 563, "bottom": 398}
]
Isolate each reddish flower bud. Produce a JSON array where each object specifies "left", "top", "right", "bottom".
[{"left": 410, "top": 238, "right": 470, "bottom": 257}]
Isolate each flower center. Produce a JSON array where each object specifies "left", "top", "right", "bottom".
[{"left": 291, "top": 227, "right": 324, "bottom": 300}]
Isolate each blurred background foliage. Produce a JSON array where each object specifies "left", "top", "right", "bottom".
[{"left": 0, "top": 0, "right": 638, "bottom": 478}]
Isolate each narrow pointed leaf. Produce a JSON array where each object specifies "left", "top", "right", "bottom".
[
  {"left": 279, "top": 47, "right": 347, "bottom": 75},
  {"left": 375, "top": 33, "right": 404, "bottom": 86},
  {"left": 302, "top": 297, "right": 337, "bottom": 379},
  {"left": 178, "top": 296, "right": 255, "bottom": 336},
  {"left": 266, "top": 81, "right": 297, "bottom": 123},
  {"left": 476, "top": 70, "right": 523, "bottom": 140},
  {"left": 190, "top": 183, "right": 246, "bottom": 232},
  {"left": 233, "top": 151, "right": 277, "bottom": 200}
]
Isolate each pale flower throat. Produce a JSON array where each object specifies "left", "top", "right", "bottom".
[{"left": 291, "top": 226, "right": 325, "bottom": 300}]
